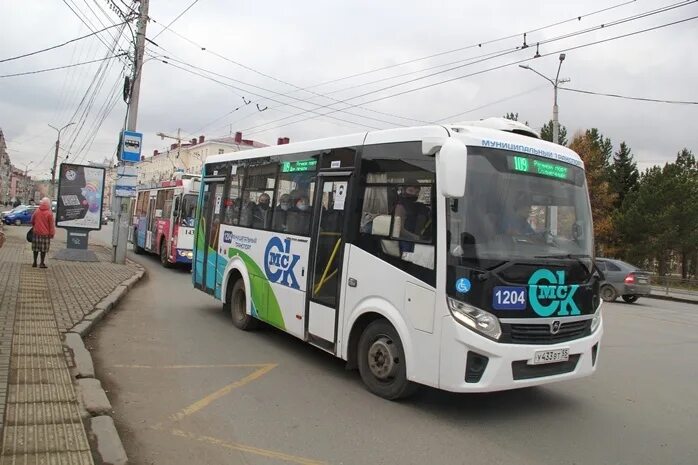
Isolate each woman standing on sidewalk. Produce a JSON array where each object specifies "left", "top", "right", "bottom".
[{"left": 30, "top": 197, "right": 55, "bottom": 268}]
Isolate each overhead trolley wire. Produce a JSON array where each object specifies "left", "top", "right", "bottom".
[
  {"left": 244, "top": 14, "right": 698, "bottom": 136},
  {"left": 561, "top": 87, "right": 698, "bottom": 104},
  {"left": 240, "top": 0, "right": 697, "bottom": 134},
  {"left": 0, "top": 21, "right": 130, "bottom": 63}
]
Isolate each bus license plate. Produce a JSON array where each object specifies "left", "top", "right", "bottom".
[{"left": 531, "top": 348, "right": 569, "bottom": 365}]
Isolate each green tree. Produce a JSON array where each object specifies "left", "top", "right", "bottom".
[
  {"left": 585, "top": 128, "right": 613, "bottom": 167},
  {"left": 616, "top": 148, "right": 698, "bottom": 277},
  {"left": 569, "top": 132, "right": 617, "bottom": 254},
  {"left": 503, "top": 112, "right": 519, "bottom": 121},
  {"left": 609, "top": 142, "right": 639, "bottom": 208},
  {"left": 540, "top": 120, "right": 568, "bottom": 145}
]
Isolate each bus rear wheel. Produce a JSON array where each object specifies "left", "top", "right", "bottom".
[
  {"left": 358, "top": 319, "right": 417, "bottom": 400},
  {"left": 160, "top": 241, "right": 172, "bottom": 268},
  {"left": 227, "top": 279, "right": 258, "bottom": 330}
]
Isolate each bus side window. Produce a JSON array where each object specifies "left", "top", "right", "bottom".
[
  {"left": 173, "top": 195, "right": 181, "bottom": 221},
  {"left": 356, "top": 142, "right": 436, "bottom": 284},
  {"left": 223, "top": 166, "right": 246, "bottom": 226}
]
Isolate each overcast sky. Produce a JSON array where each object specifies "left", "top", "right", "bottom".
[{"left": 2, "top": 0, "right": 697, "bottom": 178}]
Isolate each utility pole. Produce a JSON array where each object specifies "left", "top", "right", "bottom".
[
  {"left": 22, "top": 162, "right": 33, "bottom": 203},
  {"left": 48, "top": 122, "right": 75, "bottom": 198},
  {"left": 113, "top": 0, "right": 149, "bottom": 264},
  {"left": 518, "top": 54, "right": 569, "bottom": 144},
  {"left": 156, "top": 129, "right": 186, "bottom": 175}
]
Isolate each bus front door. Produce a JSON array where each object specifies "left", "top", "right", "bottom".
[
  {"left": 201, "top": 181, "right": 225, "bottom": 296},
  {"left": 307, "top": 174, "right": 351, "bottom": 352}
]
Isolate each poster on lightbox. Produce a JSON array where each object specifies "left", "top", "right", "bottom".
[{"left": 56, "top": 163, "right": 106, "bottom": 230}]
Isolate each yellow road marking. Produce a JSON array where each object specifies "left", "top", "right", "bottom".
[
  {"left": 169, "top": 363, "right": 277, "bottom": 422},
  {"left": 112, "top": 363, "right": 274, "bottom": 369},
  {"left": 169, "top": 428, "right": 327, "bottom": 465}
]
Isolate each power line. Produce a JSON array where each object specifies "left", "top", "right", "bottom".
[
  {"left": 144, "top": 0, "right": 662, "bottom": 138},
  {"left": 241, "top": 0, "right": 697, "bottom": 134},
  {"left": 435, "top": 85, "right": 548, "bottom": 122},
  {"left": 0, "top": 54, "right": 127, "bottom": 78},
  {"left": 149, "top": 57, "right": 384, "bottom": 132},
  {"left": 0, "top": 21, "right": 129, "bottom": 63},
  {"left": 245, "top": 14, "right": 698, "bottom": 136},
  {"left": 561, "top": 87, "right": 698, "bottom": 104},
  {"left": 155, "top": 53, "right": 424, "bottom": 127},
  {"left": 152, "top": 0, "right": 200, "bottom": 40}
]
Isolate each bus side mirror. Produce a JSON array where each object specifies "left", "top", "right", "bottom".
[{"left": 436, "top": 138, "right": 467, "bottom": 198}]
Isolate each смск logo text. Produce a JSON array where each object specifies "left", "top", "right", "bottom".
[
  {"left": 264, "top": 237, "right": 300, "bottom": 289},
  {"left": 528, "top": 269, "right": 580, "bottom": 317}
]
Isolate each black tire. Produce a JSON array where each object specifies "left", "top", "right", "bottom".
[
  {"left": 226, "top": 279, "right": 258, "bottom": 330},
  {"left": 132, "top": 229, "right": 144, "bottom": 254},
  {"left": 160, "top": 240, "right": 172, "bottom": 268},
  {"left": 622, "top": 295, "right": 639, "bottom": 304},
  {"left": 600, "top": 284, "right": 618, "bottom": 302},
  {"left": 357, "top": 319, "right": 417, "bottom": 400}
]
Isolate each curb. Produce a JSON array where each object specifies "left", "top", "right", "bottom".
[
  {"left": 645, "top": 294, "right": 698, "bottom": 305},
  {"left": 63, "top": 262, "right": 145, "bottom": 465}
]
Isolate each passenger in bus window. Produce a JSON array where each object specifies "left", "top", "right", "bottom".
[
  {"left": 273, "top": 194, "right": 291, "bottom": 231},
  {"left": 253, "top": 193, "right": 271, "bottom": 229},
  {"left": 393, "top": 184, "right": 431, "bottom": 253},
  {"left": 287, "top": 195, "right": 311, "bottom": 235}
]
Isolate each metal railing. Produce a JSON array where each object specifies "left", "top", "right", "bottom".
[{"left": 650, "top": 275, "right": 698, "bottom": 298}]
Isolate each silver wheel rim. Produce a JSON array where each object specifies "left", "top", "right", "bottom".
[
  {"left": 601, "top": 287, "right": 614, "bottom": 300},
  {"left": 367, "top": 336, "right": 399, "bottom": 380},
  {"left": 233, "top": 289, "right": 246, "bottom": 322}
]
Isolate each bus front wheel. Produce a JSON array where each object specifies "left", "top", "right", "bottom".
[
  {"left": 358, "top": 319, "right": 417, "bottom": 400},
  {"left": 227, "top": 279, "right": 258, "bottom": 331}
]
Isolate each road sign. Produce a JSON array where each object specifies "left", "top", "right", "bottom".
[
  {"left": 120, "top": 130, "right": 142, "bottom": 162},
  {"left": 115, "top": 165, "right": 138, "bottom": 197}
]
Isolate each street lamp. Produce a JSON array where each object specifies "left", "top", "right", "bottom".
[
  {"left": 519, "top": 53, "right": 569, "bottom": 144},
  {"left": 48, "top": 122, "right": 75, "bottom": 198}
]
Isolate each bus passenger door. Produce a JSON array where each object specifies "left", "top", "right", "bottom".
[
  {"left": 201, "top": 181, "right": 225, "bottom": 296},
  {"left": 307, "top": 174, "right": 351, "bottom": 352},
  {"left": 146, "top": 195, "right": 156, "bottom": 251}
]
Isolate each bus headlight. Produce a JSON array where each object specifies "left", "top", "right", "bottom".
[
  {"left": 591, "top": 303, "right": 602, "bottom": 333},
  {"left": 447, "top": 297, "right": 502, "bottom": 340}
]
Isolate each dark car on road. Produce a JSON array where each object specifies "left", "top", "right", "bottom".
[
  {"left": 2, "top": 206, "right": 38, "bottom": 226},
  {"left": 596, "top": 258, "right": 651, "bottom": 303}
]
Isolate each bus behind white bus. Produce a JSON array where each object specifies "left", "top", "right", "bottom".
[{"left": 192, "top": 119, "right": 603, "bottom": 399}]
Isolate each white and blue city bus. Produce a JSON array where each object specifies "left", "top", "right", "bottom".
[{"left": 192, "top": 118, "right": 603, "bottom": 399}]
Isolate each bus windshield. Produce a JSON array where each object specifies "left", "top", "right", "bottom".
[
  {"left": 180, "top": 194, "right": 197, "bottom": 227},
  {"left": 446, "top": 146, "right": 593, "bottom": 270}
]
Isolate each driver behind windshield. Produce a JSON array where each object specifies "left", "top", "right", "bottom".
[{"left": 503, "top": 197, "right": 535, "bottom": 236}]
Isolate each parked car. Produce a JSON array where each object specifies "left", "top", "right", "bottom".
[
  {"left": 1, "top": 206, "right": 22, "bottom": 221},
  {"left": 3, "top": 206, "right": 38, "bottom": 226},
  {"left": 596, "top": 258, "right": 651, "bottom": 303}
]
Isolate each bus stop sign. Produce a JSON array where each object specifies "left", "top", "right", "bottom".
[{"left": 120, "top": 130, "right": 142, "bottom": 162}]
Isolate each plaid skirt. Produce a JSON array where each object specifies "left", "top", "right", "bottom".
[{"left": 32, "top": 234, "right": 51, "bottom": 253}]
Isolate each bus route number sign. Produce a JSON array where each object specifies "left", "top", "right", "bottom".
[
  {"left": 281, "top": 159, "right": 317, "bottom": 173},
  {"left": 492, "top": 286, "right": 527, "bottom": 310}
]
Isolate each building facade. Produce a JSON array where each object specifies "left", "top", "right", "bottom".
[
  {"left": 0, "top": 129, "right": 33, "bottom": 205},
  {"left": 137, "top": 133, "right": 270, "bottom": 184}
]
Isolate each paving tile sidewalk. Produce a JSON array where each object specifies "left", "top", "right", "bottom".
[{"left": 0, "top": 227, "right": 140, "bottom": 464}]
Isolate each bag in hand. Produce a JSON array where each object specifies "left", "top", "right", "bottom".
[{"left": 26, "top": 227, "right": 34, "bottom": 243}]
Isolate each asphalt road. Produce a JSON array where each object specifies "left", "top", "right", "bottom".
[{"left": 89, "top": 224, "right": 698, "bottom": 465}]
